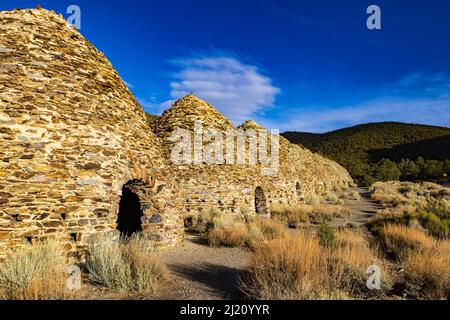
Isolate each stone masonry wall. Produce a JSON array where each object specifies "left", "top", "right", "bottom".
[
  {"left": 0, "top": 8, "right": 353, "bottom": 257},
  {"left": 0, "top": 9, "right": 183, "bottom": 257},
  {"left": 154, "top": 95, "right": 353, "bottom": 218}
]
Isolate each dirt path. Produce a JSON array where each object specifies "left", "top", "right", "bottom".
[
  {"left": 149, "top": 187, "right": 381, "bottom": 300},
  {"left": 150, "top": 234, "right": 251, "bottom": 300},
  {"left": 333, "top": 187, "right": 382, "bottom": 229}
]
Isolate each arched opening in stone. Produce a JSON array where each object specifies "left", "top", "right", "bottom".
[
  {"left": 117, "top": 181, "right": 143, "bottom": 236},
  {"left": 296, "top": 182, "right": 302, "bottom": 196},
  {"left": 255, "top": 186, "right": 269, "bottom": 215}
]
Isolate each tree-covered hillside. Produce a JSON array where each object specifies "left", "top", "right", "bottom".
[{"left": 282, "top": 122, "right": 450, "bottom": 185}]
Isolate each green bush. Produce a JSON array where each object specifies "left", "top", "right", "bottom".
[
  {"left": 368, "top": 210, "right": 449, "bottom": 239},
  {"left": 317, "top": 223, "right": 336, "bottom": 247}
]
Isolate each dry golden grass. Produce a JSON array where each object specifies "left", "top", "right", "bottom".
[
  {"left": 207, "top": 213, "right": 286, "bottom": 248},
  {"left": 370, "top": 181, "right": 450, "bottom": 209},
  {"left": 240, "top": 230, "right": 390, "bottom": 299},
  {"left": 0, "top": 239, "right": 68, "bottom": 300},
  {"left": 331, "top": 230, "right": 389, "bottom": 295},
  {"left": 377, "top": 224, "right": 450, "bottom": 299},
  {"left": 208, "top": 222, "right": 248, "bottom": 247},
  {"left": 240, "top": 233, "right": 330, "bottom": 299},
  {"left": 343, "top": 190, "right": 361, "bottom": 201},
  {"left": 380, "top": 224, "right": 434, "bottom": 258},
  {"left": 270, "top": 203, "right": 350, "bottom": 227},
  {"left": 368, "top": 182, "right": 450, "bottom": 239},
  {"left": 85, "top": 232, "right": 167, "bottom": 293},
  {"left": 252, "top": 217, "right": 287, "bottom": 240},
  {"left": 404, "top": 242, "right": 450, "bottom": 299},
  {"left": 304, "top": 194, "right": 321, "bottom": 205}
]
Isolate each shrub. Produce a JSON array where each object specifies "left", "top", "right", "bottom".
[
  {"left": 348, "top": 191, "right": 361, "bottom": 201},
  {"left": 368, "top": 183, "right": 450, "bottom": 239},
  {"left": 285, "top": 206, "right": 309, "bottom": 228},
  {"left": 317, "top": 223, "right": 336, "bottom": 247},
  {"left": 0, "top": 239, "right": 67, "bottom": 300},
  {"left": 207, "top": 222, "right": 248, "bottom": 247},
  {"left": 240, "top": 231, "right": 390, "bottom": 299},
  {"left": 240, "top": 234, "right": 330, "bottom": 299},
  {"left": 269, "top": 204, "right": 288, "bottom": 217},
  {"left": 269, "top": 204, "right": 309, "bottom": 227},
  {"left": 368, "top": 206, "right": 449, "bottom": 239},
  {"left": 271, "top": 203, "right": 350, "bottom": 226},
  {"left": 253, "top": 218, "right": 286, "bottom": 240},
  {"left": 122, "top": 234, "right": 168, "bottom": 293},
  {"left": 379, "top": 224, "right": 433, "bottom": 259},
  {"left": 85, "top": 232, "right": 131, "bottom": 290},
  {"left": 307, "top": 204, "right": 350, "bottom": 224},
  {"left": 325, "top": 191, "right": 339, "bottom": 204},
  {"left": 403, "top": 242, "right": 450, "bottom": 299},
  {"left": 186, "top": 207, "right": 224, "bottom": 233},
  {"left": 305, "top": 194, "right": 321, "bottom": 205},
  {"left": 208, "top": 214, "right": 286, "bottom": 248},
  {"left": 376, "top": 224, "right": 450, "bottom": 299},
  {"left": 85, "top": 232, "right": 167, "bottom": 293}
]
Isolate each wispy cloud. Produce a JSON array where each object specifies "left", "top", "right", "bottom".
[
  {"left": 123, "top": 80, "right": 134, "bottom": 89},
  {"left": 398, "top": 72, "right": 448, "bottom": 88},
  {"left": 163, "top": 54, "right": 280, "bottom": 124},
  {"left": 265, "top": 72, "right": 450, "bottom": 133},
  {"left": 258, "top": 1, "right": 321, "bottom": 27}
]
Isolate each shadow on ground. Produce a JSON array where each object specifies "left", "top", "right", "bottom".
[{"left": 170, "top": 263, "right": 249, "bottom": 300}]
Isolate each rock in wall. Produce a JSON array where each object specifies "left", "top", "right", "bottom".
[
  {"left": 154, "top": 94, "right": 353, "bottom": 217},
  {"left": 0, "top": 8, "right": 183, "bottom": 256}
]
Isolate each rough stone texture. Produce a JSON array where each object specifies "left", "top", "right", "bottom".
[
  {"left": 0, "top": 8, "right": 183, "bottom": 256},
  {"left": 154, "top": 94, "right": 353, "bottom": 217},
  {"left": 0, "top": 8, "right": 353, "bottom": 257}
]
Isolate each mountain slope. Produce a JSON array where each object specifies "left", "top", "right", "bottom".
[{"left": 282, "top": 122, "right": 450, "bottom": 183}]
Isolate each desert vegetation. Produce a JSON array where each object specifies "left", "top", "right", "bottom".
[
  {"left": 368, "top": 181, "right": 449, "bottom": 238},
  {"left": 239, "top": 229, "right": 391, "bottom": 299},
  {"left": 236, "top": 182, "right": 450, "bottom": 300},
  {"left": 185, "top": 207, "right": 286, "bottom": 248},
  {"left": 282, "top": 122, "right": 450, "bottom": 185},
  {"left": 270, "top": 202, "right": 350, "bottom": 228},
  {"left": 85, "top": 232, "right": 168, "bottom": 293},
  {"left": 2, "top": 182, "right": 448, "bottom": 300},
  {"left": 0, "top": 232, "right": 168, "bottom": 300},
  {"left": 0, "top": 239, "right": 68, "bottom": 300},
  {"left": 366, "top": 181, "right": 450, "bottom": 299}
]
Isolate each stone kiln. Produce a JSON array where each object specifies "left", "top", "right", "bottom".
[
  {"left": 0, "top": 8, "right": 353, "bottom": 256},
  {"left": 0, "top": 8, "right": 182, "bottom": 256},
  {"left": 154, "top": 94, "right": 353, "bottom": 217}
]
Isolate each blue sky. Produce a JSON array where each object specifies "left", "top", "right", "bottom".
[{"left": 3, "top": 0, "right": 450, "bottom": 132}]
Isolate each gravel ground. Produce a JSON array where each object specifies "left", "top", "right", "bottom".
[
  {"left": 150, "top": 234, "right": 251, "bottom": 300},
  {"left": 75, "top": 187, "right": 381, "bottom": 300}
]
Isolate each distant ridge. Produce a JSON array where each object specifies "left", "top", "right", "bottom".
[{"left": 282, "top": 122, "right": 450, "bottom": 182}]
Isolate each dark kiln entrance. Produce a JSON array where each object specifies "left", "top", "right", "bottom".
[
  {"left": 255, "top": 186, "right": 269, "bottom": 215},
  {"left": 117, "top": 181, "right": 143, "bottom": 236}
]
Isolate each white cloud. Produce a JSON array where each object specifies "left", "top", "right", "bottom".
[
  {"left": 273, "top": 96, "right": 450, "bottom": 133},
  {"left": 269, "top": 72, "right": 450, "bottom": 133},
  {"left": 164, "top": 55, "right": 280, "bottom": 124}
]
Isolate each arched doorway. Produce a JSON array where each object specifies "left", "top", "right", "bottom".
[
  {"left": 296, "top": 182, "right": 302, "bottom": 196},
  {"left": 255, "top": 186, "right": 269, "bottom": 215},
  {"left": 117, "top": 181, "right": 143, "bottom": 236}
]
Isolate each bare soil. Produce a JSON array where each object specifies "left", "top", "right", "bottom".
[
  {"left": 73, "top": 187, "right": 382, "bottom": 300},
  {"left": 148, "top": 187, "right": 380, "bottom": 300},
  {"left": 151, "top": 234, "right": 251, "bottom": 300},
  {"left": 333, "top": 187, "right": 383, "bottom": 228}
]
